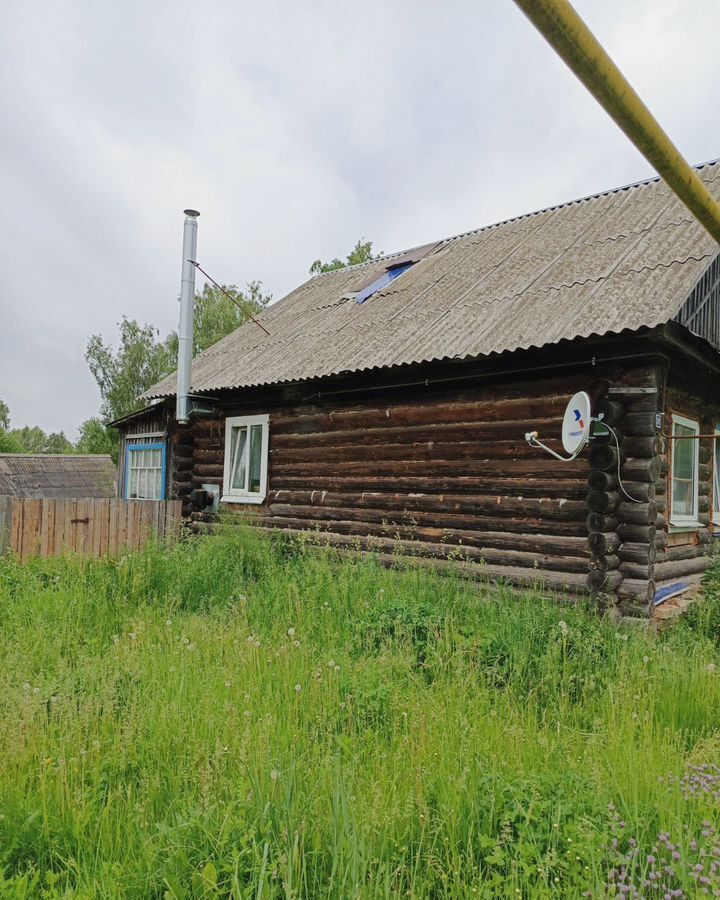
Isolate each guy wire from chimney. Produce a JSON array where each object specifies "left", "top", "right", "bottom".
[{"left": 189, "top": 260, "right": 270, "bottom": 336}]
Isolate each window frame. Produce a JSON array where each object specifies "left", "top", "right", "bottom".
[
  {"left": 125, "top": 442, "right": 166, "bottom": 501},
  {"left": 221, "top": 414, "right": 269, "bottom": 504},
  {"left": 714, "top": 424, "right": 720, "bottom": 521},
  {"left": 669, "top": 414, "right": 700, "bottom": 528}
]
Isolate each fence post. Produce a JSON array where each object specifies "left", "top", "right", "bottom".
[{"left": 0, "top": 496, "right": 12, "bottom": 557}]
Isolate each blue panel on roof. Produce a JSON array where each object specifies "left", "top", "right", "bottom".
[{"left": 356, "top": 262, "right": 413, "bottom": 304}]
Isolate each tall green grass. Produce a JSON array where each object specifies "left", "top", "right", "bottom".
[{"left": 1, "top": 527, "right": 720, "bottom": 897}]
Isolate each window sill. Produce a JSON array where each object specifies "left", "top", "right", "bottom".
[
  {"left": 220, "top": 494, "right": 266, "bottom": 506},
  {"left": 669, "top": 522, "right": 701, "bottom": 533}
]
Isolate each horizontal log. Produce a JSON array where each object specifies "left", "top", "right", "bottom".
[
  {"left": 191, "top": 475, "right": 222, "bottom": 488},
  {"left": 586, "top": 570, "right": 624, "bottom": 592},
  {"left": 587, "top": 532, "right": 620, "bottom": 555},
  {"left": 615, "top": 482, "right": 655, "bottom": 503},
  {"left": 588, "top": 554, "right": 619, "bottom": 572},
  {"left": 586, "top": 491, "right": 620, "bottom": 514},
  {"left": 653, "top": 557, "right": 711, "bottom": 581},
  {"left": 267, "top": 489, "right": 587, "bottom": 522},
  {"left": 621, "top": 436, "right": 661, "bottom": 457},
  {"left": 271, "top": 438, "right": 578, "bottom": 465},
  {"left": 588, "top": 471, "right": 617, "bottom": 492},
  {"left": 172, "top": 445, "right": 193, "bottom": 459},
  {"left": 264, "top": 502, "right": 590, "bottom": 548},
  {"left": 190, "top": 418, "right": 224, "bottom": 436},
  {"left": 621, "top": 457, "right": 661, "bottom": 483},
  {"left": 174, "top": 457, "right": 194, "bottom": 472},
  {"left": 594, "top": 399, "right": 623, "bottom": 426},
  {"left": 193, "top": 448, "right": 223, "bottom": 463},
  {"left": 617, "top": 523, "right": 656, "bottom": 543},
  {"left": 270, "top": 457, "right": 586, "bottom": 478},
  {"left": 608, "top": 392, "right": 659, "bottom": 413},
  {"left": 618, "top": 541, "right": 657, "bottom": 565},
  {"left": 588, "top": 444, "right": 620, "bottom": 472},
  {"left": 270, "top": 474, "right": 589, "bottom": 500},
  {"left": 271, "top": 417, "right": 566, "bottom": 450},
  {"left": 586, "top": 513, "right": 619, "bottom": 533},
  {"left": 173, "top": 471, "right": 192, "bottom": 484},
  {"left": 617, "top": 578, "right": 656, "bottom": 604},
  {"left": 619, "top": 562, "right": 655, "bottom": 580},
  {"left": 271, "top": 395, "right": 575, "bottom": 436},
  {"left": 193, "top": 437, "right": 224, "bottom": 451},
  {"left": 618, "top": 501, "right": 658, "bottom": 524},
  {"left": 622, "top": 412, "right": 659, "bottom": 437},
  {"left": 194, "top": 464, "right": 224, "bottom": 478}
]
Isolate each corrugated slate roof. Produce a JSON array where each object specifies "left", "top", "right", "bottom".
[
  {"left": 144, "top": 161, "right": 720, "bottom": 399},
  {"left": 0, "top": 455, "right": 117, "bottom": 499}
]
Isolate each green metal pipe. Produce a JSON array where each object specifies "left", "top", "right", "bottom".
[{"left": 512, "top": 0, "right": 720, "bottom": 245}]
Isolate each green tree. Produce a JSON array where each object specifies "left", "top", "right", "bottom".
[
  {"left": 76, "top": 417, "right": 117, "bottom": 457},
  {"left": 9, "top": 426, "right": 48, "bottom": 454},
  {"left": 0, "top": 430, "right": 20, "bottom": 453},
  {"left": 0, "top": 399, "right": 9, "bottom": 430},
  {"left": 85, "top": 318, "right": 175, "bottom": 423},
  {"left": 309, "top": 238, "right": 378, "bottom": 275}
]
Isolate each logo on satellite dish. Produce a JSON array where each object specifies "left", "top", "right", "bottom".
[{"left": 569, "top": 408, "right": 585, "bottom": 436}]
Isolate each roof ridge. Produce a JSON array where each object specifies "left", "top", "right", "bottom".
[{"left": 310, "top": 157, "right": 720, "bottom": 280}]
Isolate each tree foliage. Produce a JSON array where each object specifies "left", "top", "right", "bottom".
[
  {"left": 76, "top": 417, "right": 117, "bottom": 457},
  {"left": 309, "top": 238, "right": 378, "bottom": 275},
  {"left": 0, "top": 399, "right": 9, "bottom": 430},
  {"left": 85, "top": 319, "right": 175, "bottom": 424}
]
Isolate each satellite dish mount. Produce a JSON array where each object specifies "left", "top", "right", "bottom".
[{"left": 525, "top": 391, "right": 600, "bottom": 461}]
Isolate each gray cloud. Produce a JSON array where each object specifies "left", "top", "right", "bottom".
[{"left": 1, "top": 0, "right": 719, "bottom": 435}]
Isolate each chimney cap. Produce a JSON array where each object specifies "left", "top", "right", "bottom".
[{"left": 183, "top": 209, "right": 200, "bottom": 218}]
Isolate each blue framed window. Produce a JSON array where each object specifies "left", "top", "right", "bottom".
[{"left": 126, "top": 443, "right": 166, "bottom": 500}]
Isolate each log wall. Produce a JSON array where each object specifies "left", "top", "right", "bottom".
[{"left": 175, "top": 369, "right": 623, "bottom": 597}]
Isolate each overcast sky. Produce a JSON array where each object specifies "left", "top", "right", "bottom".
[{"left": 1, "top": 0, "right": 719, "bottom": 436}]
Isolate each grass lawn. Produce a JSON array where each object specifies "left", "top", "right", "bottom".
[{"left": 2, "top": 527, "right": 720, "bottom": 898}]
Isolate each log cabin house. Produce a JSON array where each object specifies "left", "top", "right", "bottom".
[{"left": 112, "top": 161, "right": 720, "bottom": 621}]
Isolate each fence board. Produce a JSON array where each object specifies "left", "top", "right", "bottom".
[{"left": 0, "top": 497, "right": 181, "bottom": 560}]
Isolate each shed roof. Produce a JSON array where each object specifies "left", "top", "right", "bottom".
[
  {"left": 144, "top": 160, "right": 720, "bottom": 400},
  {"left": 0, "top": 455, "right": 117, "bottom": 499}
]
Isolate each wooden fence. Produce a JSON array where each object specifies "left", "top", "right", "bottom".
[{"left": 0, "top": 497, "right": 182, "bottom": 561}]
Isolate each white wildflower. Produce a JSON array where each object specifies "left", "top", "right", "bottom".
[{"left": 287, "top": 627, "right": 296, "bottom": 637}]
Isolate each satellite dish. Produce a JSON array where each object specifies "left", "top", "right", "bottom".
[
  {"left": 561, "top": 391, "right": 591, "bottom": 455},
  {"left": 525, "top": 390, "right": 593, "bottom": 462}
]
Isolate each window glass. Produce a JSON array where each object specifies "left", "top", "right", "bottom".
[
  {"left": 230, "top": 426, "right": 248, "bottom": 491},
  {"left": 671, "top": 420, "right": 698, "bottom": 520},
  {"left": 248, "top": 424, "right": 263, "bottom": 493}
]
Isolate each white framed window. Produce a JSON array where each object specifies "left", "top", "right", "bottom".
[
  {"left": 221, "top": 414, "right": 269, "bottom": 504},
  {"left": 126, "top": 443, "right": 166, "bottom": 500},
  {"left": 714, "top": 425, "right": 720, "bottom": 520},
  {"left": 670, "top": 414, "right": 700, "bottom": 527}
]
